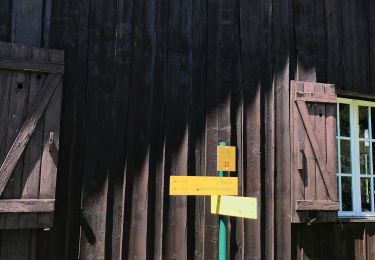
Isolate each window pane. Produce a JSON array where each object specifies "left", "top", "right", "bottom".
[
  {"left": 339, "top": 103, "right": 350, "bottom": 137},
  {"left": 340, "top": 140, "right": 351, "bottom": 173},
  {"left": 361, "top": 178, "right": 372, "bottom": 212},
  {"left": 341, "top": 176, "right": 353, "bottom": 211},
  {"left": 372, "top": 107, "right": 375, "bottom": 139},
  {"left": 359, "top": 106, "right": 369, "bottom": 138},
  {"left": 359, "top": 141, "right": 371, "bottom": 174}
]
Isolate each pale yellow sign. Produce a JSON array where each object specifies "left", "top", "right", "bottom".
[
  {"left": 169, "top": 176, "right": 238, "bottom": 196},
  {"left": 217, "top": 146, "right": 236, "bottom": 172},
  {"left": 211, "top": 195, "right": 257, "bottom": 219}
]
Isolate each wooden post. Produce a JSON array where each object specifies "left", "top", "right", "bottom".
[{"left": 218, "top": 142, "right": 227, "bottom": 260}]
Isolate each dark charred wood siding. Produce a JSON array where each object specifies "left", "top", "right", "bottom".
[{"left": 0, "top": 0, "right": 375, "bottom": 259}]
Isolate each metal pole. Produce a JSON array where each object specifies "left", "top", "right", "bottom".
[{"left": 218, "top": 141, "right": 227, "bottom": 260}]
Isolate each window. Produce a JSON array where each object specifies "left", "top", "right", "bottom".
[{"left": 337, "top": 98, "right": 375, "bottom": 217}]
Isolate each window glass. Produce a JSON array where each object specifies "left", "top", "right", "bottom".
[
  {"left": 359, "top": 141, "right": 371, "bottom": 174},
  {"left": 341, "top": 176, "right": 353, "bottom": 211},
  {"left": 361, "top": 178, "right": 372, "bottom": 211},
  {"left": 359, "top": 106, "right": 369, "bottom": 138},
  {"left": 371, "top": 107, "right": 375, "bottom": 138},
  {"left": 339, "top": 103, "right": 350, "bottom": 137},
  {"left": 340, "top": 140, "right": 351, "bottom": 173}
]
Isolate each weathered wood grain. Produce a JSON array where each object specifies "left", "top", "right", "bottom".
[
  {"left": 49, "top": 0, "right": 89, "bottom": 258},
  {"left": 296, "top": 100, "right": 337, "bottom": 200},
  {"left": 125, "top": 0, "right": 156, "bottom": 258},
  {"left": 0, "top": 74, "right": 61, "bottom": 196},
  {"left": 189, "top": 0, "right": 207, "bottom": 259},
  {"left": 240, "top": 0, "right": 264, "bottom": 258},
  {"left": 164, "top": 0, "right": 192, "bottom": 259},
  {"left": 0, "top": 57, "right": 64, "bottom": 73},
  {"left": 296, "top": 200, "right": 339, "bottom": 211},
  {"left": 151, "top": 0, "right": 168, "bottom": 259},
  {"left": 1, "top": 46, "right": 32, "bottom": 231},
  {"left": 0, "top": 0, "right": 12, "bottom": 42},
  {"left": 78, "top": 0, "right": 117, "bottom": 258},
  {"left": 11, "top": 0, "right": 43, "bottom": 46},
  {"left": 0, "top": 199, "right": 54, "bottom": 212},
  {"left": 314, "top": 83, "right": 328, "bottom": 222},
  {"left": 107, "top": 0, "right": 135, "bottom": 258},
  {"left": 20, "top": 47, "right": 48, "bottom": 229},
  {"left": 273, "top": 0, "right": 291, "bottom": 258},
  {"left": 38, "top": 49, "right": 64, "bottom": 228}
]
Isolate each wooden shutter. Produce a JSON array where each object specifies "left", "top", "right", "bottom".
[
  {"left": 0, "top": 42, "right": 64, "bottom": 228},
  {"left": 290, "top": 81, "right": 339, "bottom": 223}
]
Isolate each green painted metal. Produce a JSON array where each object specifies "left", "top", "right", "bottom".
[{"left": 218, "top": 141, "right": 227, "bottom": 260}]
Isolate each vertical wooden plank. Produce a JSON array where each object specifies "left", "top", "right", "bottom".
[
  {"left": 217, "top": 0, "right": 240, "bottom": 258},
  {"left": 0, "top": 44, "right": 12, "bottom": 174},
  {"left": 0, "top": 230, "right": 32, "bottom": 260},
  {"left": 325, "top": 84, "right": 338, "bottom": 222},
  {"left": 42, "top": 0, "right": 52, "bottom": 47},
  {"left": 293, "top": 0, "right": 326, "bottom": 83},
  {"left": 302, "top": 82, "right": 316, "bottom": 222},
  {"left": 1, "top": 46, "right": 31, "bottom": 230},
  {"left": 151, "top": 0, "right": 169, "bottom": 259},
  {"left": 204, "top": 0, "right": 220, "bottom": 258},
  {"left": 273, "top": 0, "right": 291, "bottom": 258},
  {"left": 291, "top": 81, "right": 306, "bottom": 223},
  {"left": 0, "top": 44, "right": 12, "bottom": 258},
  {"left": 233, "top": 79, "right": 244, "bottom": 260},
  {"left": 49, "top": 0, "right": 90, "bottom": 258},
  {"left": 106, "top": 0, "right": 135, "bottom": 259},
  {"left": 240, "top": 0, "right": 265, "bottom": 258},
  {"left": 35, "top": 229, "right": 53, "bottom": 260},
  {"left": 0, "top": 0, "right": 12, "bottom": 42},
  {"left": 342, "top": 0, "right": 369, "bottom": 93},
  {"left": 125, "top": 0, "right": 156, "bottom": 258},
  {"left": 38, "top": 49, "right": 64, "bottom": 228},
  {"left": 191, "top": 0, "right": 207, "bottom": 259},
  {"left": 370, "top": 0, "right": 375, "bottom": 94},
  {"left": 324, "top": 0, "right": 343, "bottom": 88},
  {"left": 264, "top": 0, "right": 275, "bottom": 257},
  {"left": 12, "top": 0, "right": 44, "bottom": 45},
  {"left": 20, "top": 47, "right": 48, "bottom": 229},
  {"left": 366, "top": 224, "right": 375, "bottom": 260},
  {"left": 79, "top": 0, "right": 117, "bottom": 258},
  {"left": 353, "top": 224, "right": 366, "bottom": 260},
  {"left": 163, "top": 0, "right": 192, "bottom": 258},
  {"left": 314, "top": 83, "right": 328, "bottom": 222},
  {"left": 291, "top": 224, "right": 302, "bottom": 260},
  {"left": 293, "top": 0, "right": 316, "bottom": 82}
]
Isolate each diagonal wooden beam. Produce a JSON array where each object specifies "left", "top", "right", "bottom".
[
  {"left": 0, "top": 74, "right": 62, "bottom": 195},
  {"left": 296, "top": 100, "right": 337, "bottom": 200}
]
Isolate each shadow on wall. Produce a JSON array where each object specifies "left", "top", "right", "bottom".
[{"left": 7, "top": 0, "right": 373, "bottom": 258}]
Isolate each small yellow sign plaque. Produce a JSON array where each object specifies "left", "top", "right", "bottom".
[
  {"left": 217, "top": 146, "right": 236, "bottom": 172},
  {"left": 211, "top": 195, "right": 257, "bottom": 219},
  {"left": 169, "top": 176, "right": 238, "bottom": 196}
]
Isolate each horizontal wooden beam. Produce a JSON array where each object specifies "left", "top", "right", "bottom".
[
  {"left": 0, "top": 199, "right": 55, "bottom": 213},
  {"left": 296, "top": 92, "right": 337, "bottom": 103},
  {"left": 296, "top": 200, "right": 339, "bottom": 211},
  {"left": 0, "top": 57, "right": 64, "bottom": 73}
]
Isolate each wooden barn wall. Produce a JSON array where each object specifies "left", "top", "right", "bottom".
[
  {"left": 290, "top": 0, "right": 375, "bottom": 259},
  {"left": 0, "top": 0, "right": 374, "bottom": 260}
]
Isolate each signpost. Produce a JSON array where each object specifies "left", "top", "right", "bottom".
[
  {"left": 211, "top": 195, "right": 257, "bottom": 219},
  {"left": 169, "top": 176, "right": 238, "bottom": 196},
  {"left": 169, "top": 143, "right": 257, "bottom": 260}
]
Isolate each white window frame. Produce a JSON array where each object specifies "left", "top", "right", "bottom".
[{"left": 337, "top": 98, "right": 375, "bottom": 218}]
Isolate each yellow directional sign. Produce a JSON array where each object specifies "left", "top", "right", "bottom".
[
  {"left": 217, "top": 146, "right": 236, "bottom": 172},
  {"left": 211, "top": 195, "right": 257, "bottom": 219},
  {"left": 169, "top": 176, "right": 238, "bottom": 196}
]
